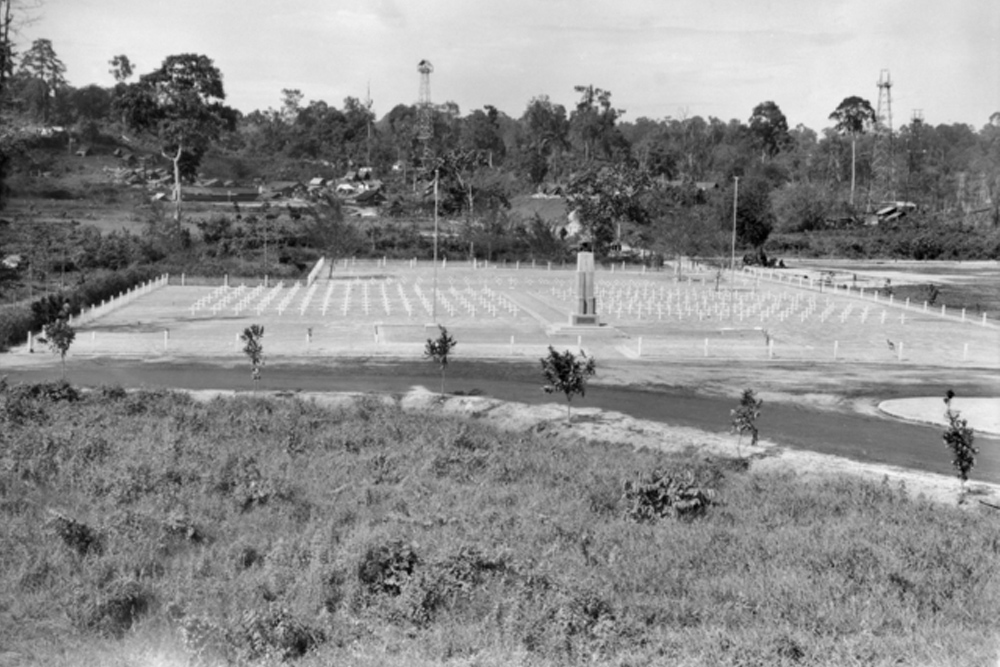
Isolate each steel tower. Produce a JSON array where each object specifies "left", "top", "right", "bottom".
[
  {"left": 869, "top": 69, "right": 895, "bottom": 208},
  {"left": 417, "top": 59, "right": 434, "bottom": 167}
]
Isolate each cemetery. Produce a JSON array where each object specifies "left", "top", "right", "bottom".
[{"left": 30, "top": 257, "right": 997, "bottom": 370}]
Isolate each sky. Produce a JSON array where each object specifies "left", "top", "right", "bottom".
[{"left": 14, "top": 0, "right": 1000, "bottom": 133}]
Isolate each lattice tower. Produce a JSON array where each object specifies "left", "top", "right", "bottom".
[
  {"left": 869, "top": 69, "right": 895, "bottom": 208},
  {"left": 416, "top": 59, "right": 434, "bottom": 166}
]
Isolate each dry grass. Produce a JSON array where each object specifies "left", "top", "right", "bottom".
[{"left": 1, "top": 381, "right": 999, "bottom": 666}]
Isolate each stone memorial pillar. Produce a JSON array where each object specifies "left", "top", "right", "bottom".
[{"left": 570, "top": 252, "right": 599, "bottom": 326}]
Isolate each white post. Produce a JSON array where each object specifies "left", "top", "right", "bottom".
[
  {"left": 833, "top": 340, "right": 838, "bottom": 360},
  {"left": 27, "top": 331, "right": 33, "bottom": 353},
  {"left": 235, "top": 332, "right": 240, "bottom": 351},
  {"left": 509, "top": 335, "right": 514, "bottom": 356},
  {"left": 983, "top": 313, "right": 988, "bottom": 326},
  {"left": 164, "top": 329, "right": 169, "bottom": 350},
  {"left": 637, "top": 336, "right": 643, "bottom": 358},
  {"left": 768, "top": 339, "right": 774, "bottom": 359},
  {"left": 941, "top": 304, "right": 946, "bottom": 317},
  {"left": 961, "top": 308, "right": 966, "bottom": 322},
  {"left": 704, "top": 338, "right": 709, "bottom": 357},
  {"left": 963, "top": 343, "right": 969, "bottom": 361},
  {"left": 577, "top": 335, "right": 582, "bottom": 350}
]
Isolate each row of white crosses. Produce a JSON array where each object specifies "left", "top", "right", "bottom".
[
  {"left": 745, "top": 266, "right": 991, "bottom": 327},
  {"left": 189, "top": 285, "right": 231, "bottom": 315},
  {"left": 233, "top": 284, "right": 265, "bottom": 315}
]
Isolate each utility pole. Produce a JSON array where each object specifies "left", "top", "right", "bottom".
[
  {"left": 730, "top": 176, "right": 739, "bottom": 322},
  {"left": 432, "top": 168, "right": 439, "bottom": 323},
  {"left": 731, "top": 176, "right": 739, "bottom": 272}
]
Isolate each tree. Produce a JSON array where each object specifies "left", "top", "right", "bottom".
[
  {"left": 460, "top": 105, "right": 506, "bottom": 165},
  {"left": 748, "top": 101, "right": 791, "bottom": 161},
  {"left": 17, "top": 38, "right": 66, "bottom": 122},
  {"left": 564, "top": 162, "right": 651, "bottom": 258},
  {"left": 730, "top": 388, "right": 763, "bottom": 457},
  {"left": 942, "top": 390, "right": 977, "bottom": 500},
  {"left": 240, "top": 324, "right": 264, "bottom": 392},
  {"left": 116, "top": 54, "right": 237, "bottom": 220},
  {"left": 829, "top": 96, "right": 876, "bottom": 206},
  {"left": 518, "top": 95, "right": 570, "bottom": 185},
  {"left": 541, "top": 346, "right": 596, "bottom": 422},
  {"left": 728, "top": 175, "right": 774, "bottom": 251},
  {"left": 570, "top": 85, "right": 625, "bottom": 161},
  {"left": 108, "top": 54, "right": 133, "bottom": 83},
  {"left": 39, "top": 302, "right": 75, "bottom": 377},
  {"left": 424, "top": 325, "right": 456, "bottom": 396}
]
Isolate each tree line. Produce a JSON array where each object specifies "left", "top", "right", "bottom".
[{"left": 2, "top": 28, "right": 999, "bottom": 259}]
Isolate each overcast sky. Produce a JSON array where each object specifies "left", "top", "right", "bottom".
[{"left": 17, "top": 0, "right": 1000, "bottom": 132}]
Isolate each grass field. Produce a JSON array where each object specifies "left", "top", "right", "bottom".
[{"left": 1, "top": 384, "right": 998, "bottom": 667}]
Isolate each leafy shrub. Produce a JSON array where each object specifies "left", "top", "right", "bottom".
[
  {"left": 46, "top": 511, "right": 103, "bottom": 556},
  {"left": 357, "top": 539, "right": 420, "bottom": 597},
  {"left": 232, "top": 606, "right": 324, "bottom": 662},
  {"left": 83, "top": 579, "right": 153, "bottom": 638},
  {"left": 621, "top": 468, "right": 717, "bottom": 522}
]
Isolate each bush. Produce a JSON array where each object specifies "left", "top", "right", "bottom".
[
  {"left": 621, "top": 468, "right": 717, "bottom": 522},
  {"left": 0, "top": 266, "right": 159, "bottom": 351}
]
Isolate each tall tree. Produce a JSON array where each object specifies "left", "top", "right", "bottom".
[
  {"left": 116, "top": 54, "right": 236, "bottom": 220},
  {"left": 748, "top": 101, "right": 791, "bottom": 162},
  {"left": 570, "top": 85, "right": 625, "bottom": 162},
  {"left": 829, "top": 96, "right": 875, "bottom": 206},
  {"left": 460, "top": 105, "right": 506, "bottom": 165},
  {"left": 17, "top": 37, "right": 65, "bottom": 121},
  {"left": 518, "top": 95, "right": 569, "bottom": 185},
  {"left": 729, "top": 175, "right": 774, "bottom": 251}
]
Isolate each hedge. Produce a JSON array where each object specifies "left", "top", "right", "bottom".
[{"left": 0, "top": 266, "right": 160, "bottom": 352}]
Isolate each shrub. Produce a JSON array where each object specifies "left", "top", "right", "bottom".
[
  {"left": 83, "top": 579, "right": 153, "bottom": 638},
  {"left": 621, "top": 468, "right": 717, "bottom": 522},
  {"left": 357, "top": 539, "right": 420, "bottom": 597}
]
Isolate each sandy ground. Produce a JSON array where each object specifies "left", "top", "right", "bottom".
[{"left": 879, "top": 397, "right": 1000, "bottom": 436}]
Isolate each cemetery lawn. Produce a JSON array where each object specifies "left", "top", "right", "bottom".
[{"left": 2, "top": 381, "right": 999, "bottom": 667}]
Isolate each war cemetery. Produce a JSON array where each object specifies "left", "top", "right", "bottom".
[
  {"left": 36, "top": 256, "right": 999, "bottom": 369},
  {"left": 3, "top": 26, "right": 1000, "bottom": 667}
]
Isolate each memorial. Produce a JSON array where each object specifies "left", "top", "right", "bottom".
[{"left": 570, "top": 251, "right": 600, "bottom": 326}]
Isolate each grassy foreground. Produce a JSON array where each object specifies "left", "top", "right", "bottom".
[{"left": 1, "top": 381, "right": 998, "bottom": 666}]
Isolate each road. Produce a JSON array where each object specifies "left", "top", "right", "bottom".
[{"left": 4, "top": 357, "right": 998, "bottom": 484}]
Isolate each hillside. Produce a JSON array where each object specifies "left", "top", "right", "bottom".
[{"left": 1, "top": 381, "right": 998, "bottom": 666}]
